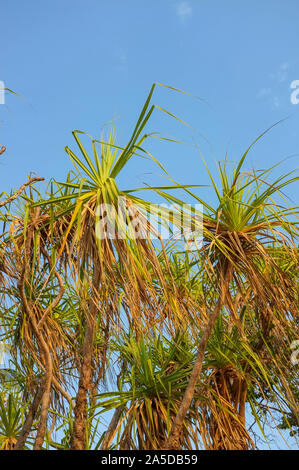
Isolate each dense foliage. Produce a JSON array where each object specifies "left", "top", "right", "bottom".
[{"left": 0, "top": 85, "right": 298, "bottom": 450}]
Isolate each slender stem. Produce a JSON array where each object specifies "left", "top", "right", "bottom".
[
  {"left": 0, "top": 177, "right": 44, "bottom": 208},
  {"left": 71, "top": 266, "right": 101, "bottom": 450},
  {"left": 100, "top": 406, "right": 124, "bottom": 450},
  {"left": 165, "top": 267, "right": 232, "bottom": 450},
  {"left": 14, "top": 387, "right": 43, "bottom": 450},
  {"left": 33, "top": 357, "right": 53, "bottom": 449},
  {"left": 17, "top": 228, "right": 53, "bottom": 450}
]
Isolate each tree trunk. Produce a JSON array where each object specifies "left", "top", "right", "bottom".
[
  {"left": 165, "top": 298, "right": 222, "bottom": 449},
  {"left": 165, "top": 268, "right": 232, "bottom": 450},
  {"left": 33, "top": 354, "right": 53, "bottom": 449},
  {"left": 14, "top": 387, "right": 43, "bottom": 450},
  {"left": 71, "top": 267, "right": 101, "bottom": 450},
  {"left": 17, "top": 231, "right": 54, "bottom": 450},
  {"left": 100, "top": 405, "right": 124, "bottom": 450}
]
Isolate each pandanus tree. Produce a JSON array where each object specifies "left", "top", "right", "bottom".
[
  {"left": 0, "top": 86, "right": 298, "bottom": 450},
  {"left": 166, "top": 144, "right": 299, "bottom": 449},
  {"left": 157, "top": 236, "right": 298, "bottom": 449},
  {"left": 0, "top": 197, "right": 73, "bottom": 450},
  {"left": 97, "top": 329, "right": 202, "bottom": 450},
  {"left": 199, "top": 338, "right": 255, "bottom": 448},
  {"left": 199, "top": 315, "right": 262, "bottom": 450},
  {"left": 28, "top": 84, "right": 200, "bottom": 450}
]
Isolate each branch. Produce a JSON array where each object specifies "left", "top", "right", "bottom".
[{"left": 0, "top": 177, "right": 44, "bottom": 208}]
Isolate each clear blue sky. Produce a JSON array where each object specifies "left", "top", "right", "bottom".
[
  {"left": 0, "top": 0, "right": 298, "bottom": 449},
  {"left": 1, "top": 0, "right": 298, "bottom": 198}
]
